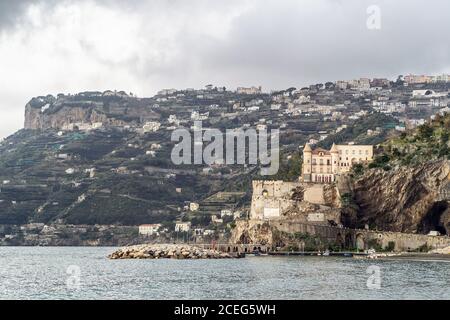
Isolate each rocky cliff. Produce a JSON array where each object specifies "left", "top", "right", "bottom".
[
  {"left": 24, "top": 92, "right": 159, "bottom": 130},
  {"left": 343, "top": 160, "right": 450, "bottom": 235},
  {"left": 341, "top": 113, "right": 450, "bottom": 236},
  {"left": 231, "top": 220, "right": 273, "bottom": 245}
]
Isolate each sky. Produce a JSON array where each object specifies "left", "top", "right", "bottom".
[{"left": 0, "top": 0, "right": 449, "bottom": 138}]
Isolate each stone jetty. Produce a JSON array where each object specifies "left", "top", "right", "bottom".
[{"left": 108, "top": 244, "right": 234, "bottom": 259}]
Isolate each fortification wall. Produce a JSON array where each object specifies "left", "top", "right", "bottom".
[
  {"left": 362, "top": 230, "right": 450, "bottom": 251},
  {"left": 250, "top": 180, "right": 331, "bottom": 220},
  {"left": 233, "top": 219, "right": 450, "bottom": 252}
]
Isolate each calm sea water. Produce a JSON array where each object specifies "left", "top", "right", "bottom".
[{"left": 0, "top": 247, "right": 449, "bottom": 300}]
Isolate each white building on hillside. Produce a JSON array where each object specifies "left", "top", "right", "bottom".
[
  {"left": 175, "top": 222, "right": 191, "bottom": 232},
  {"left": 139, "top": 224, "right": 161, "bottom": 236}
]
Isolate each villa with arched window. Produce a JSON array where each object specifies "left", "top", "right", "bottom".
[{"left": 302, "top": 143, "right": 374, "bottom": 183}]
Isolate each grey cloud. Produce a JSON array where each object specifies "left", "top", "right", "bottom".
[
  {"left": 0, "top": 0, "right": 32, "bottom": 28},
  {"left": 191, "top": 0, "right": 450, "bottom": 89},
  {"left": 0, "top": 0, "right": 449, "bottom": 138},
  {"left": 0, "top": 0, "right": 63, "bottom": 30}
]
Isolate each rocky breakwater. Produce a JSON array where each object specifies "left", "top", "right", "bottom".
[{"left": 108, "top": 244, "right": 234, "bottom": 259}]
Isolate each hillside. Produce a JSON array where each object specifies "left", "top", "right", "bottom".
[
  {"left": 0, "top": 89, "right": 286, "bottom": 226},
  {"left": 0, "top": 83, "right": 439, "bottom": 230},
  {"left": 343, "top": 113, "right": 450, "bottom": 235},
  {"left": 0, "top": 128, "right": 221, "bottom": 225},
  {"left": 375, "top": 112, "right": 450, "bottom": 167}
]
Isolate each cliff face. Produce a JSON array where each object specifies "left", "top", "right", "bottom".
[
  {"left": 24, "top": 93, "right": 159, "bottom": 130},
  {"left": 231, "top": 220, "right": 273, "bottom": 245},
  {"left": 25, "top": 104, "right": 118, "bottom": 129},
  {"left": 346, "top": 160, "right": 450, "bottom": 235}
]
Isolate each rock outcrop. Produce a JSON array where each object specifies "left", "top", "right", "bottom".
[
  {"left": 230, "top": 220, "right": 273, "bottom": 245},
  {"left": 345, "top": 160, "right": 450, "bottom": 235},
  {"left": 108, "top": 244, "right": 235, "bottom": 259},
  {"left": 24, "top": 93, "right": 159, "bottom": 130}
]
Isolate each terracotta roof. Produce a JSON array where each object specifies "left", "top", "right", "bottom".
[{"left": 311, "top": 147, "right": 331, "bottom": 155}]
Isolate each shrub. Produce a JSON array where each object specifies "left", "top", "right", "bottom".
[
  {"left": 416, "top": 243, "right": 431, "bottom": 252},
  {"left": 418, "top": 124, "right": 433, "bottom": 140},
  {"left": 368, "top": 239, "right": 382, "bottom": 251},
  {"left": 352, "top": 163, "right": 364, "bottom": 176}
]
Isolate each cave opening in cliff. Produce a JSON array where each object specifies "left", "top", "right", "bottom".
[{"left": 418, "top": 201, "right": 448, "bottom": 235}]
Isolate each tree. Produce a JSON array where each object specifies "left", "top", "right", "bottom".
[
  {"left": 395, "top": 75, "right": 404, "bottom": 87},
  {"left": 418, "top": 124, "right": 433, "bottom": 140},
  {"left": 440, "top": 132, "right": 449, "bottom": 144},
  {"left": 325, "top": 82, "right": 334, "bottom": 89},
  {"left": 286, "top": 87, "right": 297, "bottom": 96},
  {"left": 443, "top": 116, "right": 450, "bottom": 129},
  {"left": 352, "top": 163, "right": 364, "bottom": 176}
]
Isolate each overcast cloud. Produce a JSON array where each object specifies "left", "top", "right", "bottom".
[{"left": 0, "top": 0, "right": 449, "bottom": 138}]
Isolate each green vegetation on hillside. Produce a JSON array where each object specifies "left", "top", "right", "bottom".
[
  {"left": 378, "top": 113, "right": 450, "bottom": 167},
  {"left": 318, "top": 113, "right": 398, "bottom": 149}
]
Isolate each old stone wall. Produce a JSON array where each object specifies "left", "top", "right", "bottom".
[
  {"left": 250, "top": 180, "right": 336, "bottom": 221},
  {"left": 232, "top": 219, "right": 450, "bottom": 252}
]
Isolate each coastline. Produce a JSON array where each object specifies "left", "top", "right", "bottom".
[{"left": 372, "top": 253, "right": 450, "bottom": 262}]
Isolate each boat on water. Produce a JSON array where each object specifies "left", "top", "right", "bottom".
[{"left": 245, "top": 250, "right": 269, "bottom": 257}]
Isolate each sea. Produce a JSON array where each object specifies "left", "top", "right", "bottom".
[{"left": 0, "top": 247, "right": 449, "bottom": 300}]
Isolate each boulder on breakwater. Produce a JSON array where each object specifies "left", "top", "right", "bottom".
[{"left": 108, "top": 244, "right": 234, "bottom": 259}]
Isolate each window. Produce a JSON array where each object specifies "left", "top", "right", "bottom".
[
  {"left": 319, "top": 159, "right": 323, "bottom": 165},
  {"left": 327, "top": 160, "right": 330, "bottom": 165}
]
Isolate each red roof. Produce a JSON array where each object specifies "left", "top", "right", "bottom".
[{"left": 311, "top": 147, "right": 331, "bottom": 155}]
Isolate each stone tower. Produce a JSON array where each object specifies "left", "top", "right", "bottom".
[
  {"left": 330, "top": 143, "right": 339, "bottom": 174},
  {"left": 302, "top": 144, "right": 312, "bottom": 182}
]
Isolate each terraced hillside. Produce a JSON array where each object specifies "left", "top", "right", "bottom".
[{"left": 0, "top": 87, "right": 401, "bottom": 227}]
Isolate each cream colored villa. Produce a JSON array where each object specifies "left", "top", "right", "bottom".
[{"left": 302, "top": 143, "right": 373, "bottom": 183}]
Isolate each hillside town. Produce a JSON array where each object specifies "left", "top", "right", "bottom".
[{"left": 0, "top": 74, "right": 449, "bottom": 246}]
